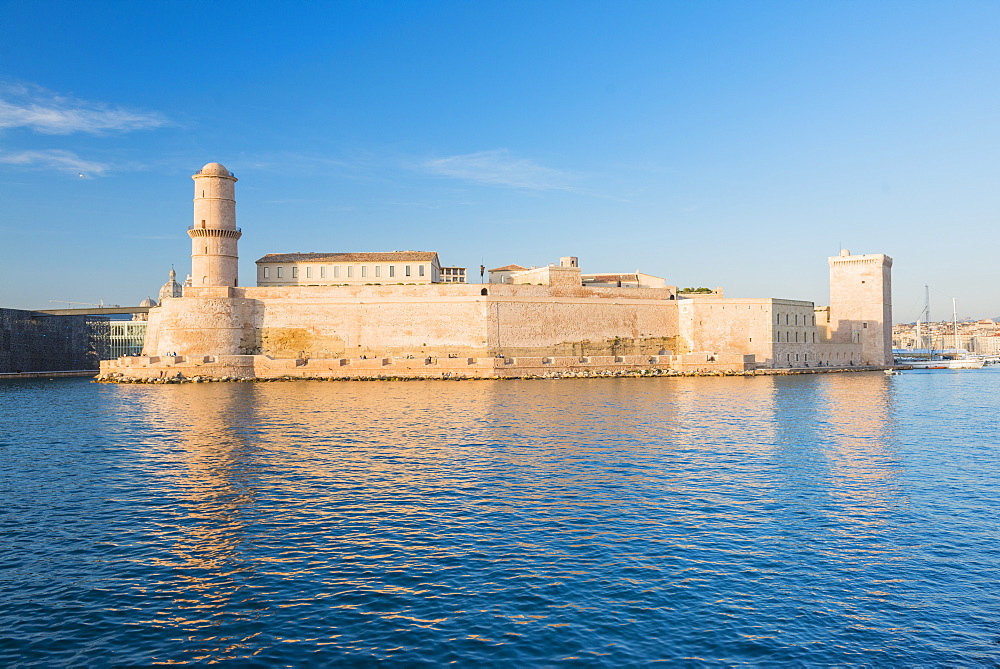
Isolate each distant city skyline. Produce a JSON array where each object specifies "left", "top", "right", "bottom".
[{"left": 2, "top": 1, "right": 999, "bottom": 319}]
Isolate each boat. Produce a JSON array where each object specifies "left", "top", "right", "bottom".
[
  {"left": 884, "top": 369, "right": 902, "bottom": 375},
  {"left": 908, "top": 297, "right": 986, "bottom": 369},
  {"left": 908, "top": 358, "right": 984, "bottom": 369}
]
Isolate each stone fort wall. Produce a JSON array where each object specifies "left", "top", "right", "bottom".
[{"left": 143, "top": 283, "right": 684, "bottom": 361}]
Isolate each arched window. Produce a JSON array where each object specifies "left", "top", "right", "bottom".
[{"left": 481, "top": 288, "right": 488, "bottom": 296}]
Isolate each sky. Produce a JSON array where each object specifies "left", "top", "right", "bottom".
[{"left": 1, "top": 0, "right": 998, "bottom": 321}]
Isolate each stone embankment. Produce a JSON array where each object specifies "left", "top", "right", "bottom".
[
  {"left": 95, "top": 365, "right": 892, "bottom": 384},
  {"left": 2, "top": 370, "right": 99, "bottom": 380}
]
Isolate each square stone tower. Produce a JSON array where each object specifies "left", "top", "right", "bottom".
[{"left": 828, "top": 250, "right": 893, "bottom": 366}]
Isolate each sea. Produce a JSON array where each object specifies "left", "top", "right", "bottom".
[{"left": 1, "top": 370, "right": 998, "bottom": 666}]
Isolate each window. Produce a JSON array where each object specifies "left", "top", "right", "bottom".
[
  {"left": 292, "top": 267, "right": 298, "bottom": 278},
  {"left": 405, "top": 265, "right": 411, "bottom": 277},
  {"left": 785, "top": 314, "right": 789, "bottom": 325},
  {"left": 419, "top": 265, "right": 425, "bottom": 277},
  {"left": 812, "top": 332, "right": 816, "bottom": 343},
  {"left": 795, "top": 332, "right": 799, "bottom": 342},
  {"left": 776, "top": 313, "right": 780, "bottom": 325},
  {"left": 362, "top": 266, "right": 367, "bottom": 278},
  {"left": 320, "top": 267, "right": 326, "bottom": 278},
  {"left": 347, "top": 266, "right": 353, "bottom": 278},
  {"left": 263, "top": 267, "right": 270, "bottom": 278},
  {"left": 277, "top": 267, "right": 283, "bottom": 278},
  {"left": 863, "top": 322, "right": 868, "bottom": 329},
  {"left": 389, "top": 266, "right": 395, "bottom": 278},
  {"left": 334, "top": 266, "right": 340, "bottom": 278},
  {"left": 375, "top": 266, "right": 381, "bottom": 278},
  {"left": 306, "top": 267, "right": 312, "bottom": 278}
]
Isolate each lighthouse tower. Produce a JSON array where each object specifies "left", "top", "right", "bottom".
[{"left": 189, "top": 162, "right": 241, "bottom": 287}]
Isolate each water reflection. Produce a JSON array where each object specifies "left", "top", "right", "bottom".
[
  {"left": 124, "top": 384, "right": 266, "bottom": 662},
  {"left": 45, "top": 372, "right": 992, "bottom": 665}
]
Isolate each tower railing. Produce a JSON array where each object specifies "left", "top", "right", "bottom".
[
  {"left": 193, "top": 169, "right": 236, "bottom": 177},
  {"left": 188, "top": 225, "right": 242, "bottom": 232}
]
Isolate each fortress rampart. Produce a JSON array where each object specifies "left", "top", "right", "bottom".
[
  {"left": 147, "top": 283, "right": 683, "bottom": 362},
  {"left": 99, "top": 162, "right": 894, "bottom": 382}
]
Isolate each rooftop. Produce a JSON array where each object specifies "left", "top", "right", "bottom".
[{"left": 257, "top": 251, "right": 439, "bottom": 264}]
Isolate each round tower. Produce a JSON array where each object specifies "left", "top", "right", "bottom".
[{"left": 189, "top": 162, "right": 241, "bottom": 287}]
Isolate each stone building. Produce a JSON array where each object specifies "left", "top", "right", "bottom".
[
  {"left": 256, "top": 251, "right": 441, "bottom": 286},
  {"left": 158, "top": 268, "right": 182, "bottom": 303},
  {"left": 439, "top": 266, "right": 466, "bottom": 283},
  {"left": 101, "top": 162, "right": 893, "bottom": 380}
]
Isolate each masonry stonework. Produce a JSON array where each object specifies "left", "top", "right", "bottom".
[{"left": 100, "top": 164, "right": 894, "bottom": 381}]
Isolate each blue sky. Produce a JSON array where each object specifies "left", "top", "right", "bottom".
[{"left": 1, "top": 1, "right": 998, "bottom": 320}]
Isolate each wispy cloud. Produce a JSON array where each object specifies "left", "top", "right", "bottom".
[
  {"left": 421, "top": 149, "right": 571, "bottom": 190},
  {"left": 0, "top": 82, "right": 168, "bottom": 135},
  {"left": 0, "top": 149, "right": 109, "bottom": 175}
]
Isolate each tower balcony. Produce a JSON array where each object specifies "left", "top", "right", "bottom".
[{"left": 188, "top": 226, "right": 242, "bottom": 239}]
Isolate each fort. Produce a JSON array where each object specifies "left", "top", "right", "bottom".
[{"left": 99, "top": 163, "right": 893, "bottom": 381}]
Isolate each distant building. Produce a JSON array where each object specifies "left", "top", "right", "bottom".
[
  {"left": 158, "top": 268, "right": 182, "bottom": 303},
  {"left": 0, "top": 308, "right": 107, "bottom": 373},
  {"left": 440, "top": 266, "right": 466, "bottom": 283},
  {"left": 581, "top": 272, "right": 666, "bottom": 289},
  {"left": 256, "top": 251, "right": 442, "bottom": 285},
  {"left": 109, "top": 320, "right": 147, "bottom": 358},
  {"left": 488, "top": 264, "right": 528, "bottom": 284}
]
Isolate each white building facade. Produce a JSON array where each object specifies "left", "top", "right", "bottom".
[{"left": 256, "top": 251, "right": 442, "bottom": 286}]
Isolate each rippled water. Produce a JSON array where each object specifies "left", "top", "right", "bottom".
[{"left": 1, "top": 371, "right": 998, "bottom": 665}]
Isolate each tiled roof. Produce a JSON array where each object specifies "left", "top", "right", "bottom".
[
  {"left": 489, "top": 264, "right": 528, "bottom": 272},
  {"left": 257, "top": 251, "right": 439, "bottom": 263}
]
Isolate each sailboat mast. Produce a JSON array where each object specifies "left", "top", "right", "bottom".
[
  {"left": 953, "top": 297, "right": 959, "bottom": 352},
  {"left": 924, "top": 285, "right": 931, "bottom": 353}
]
